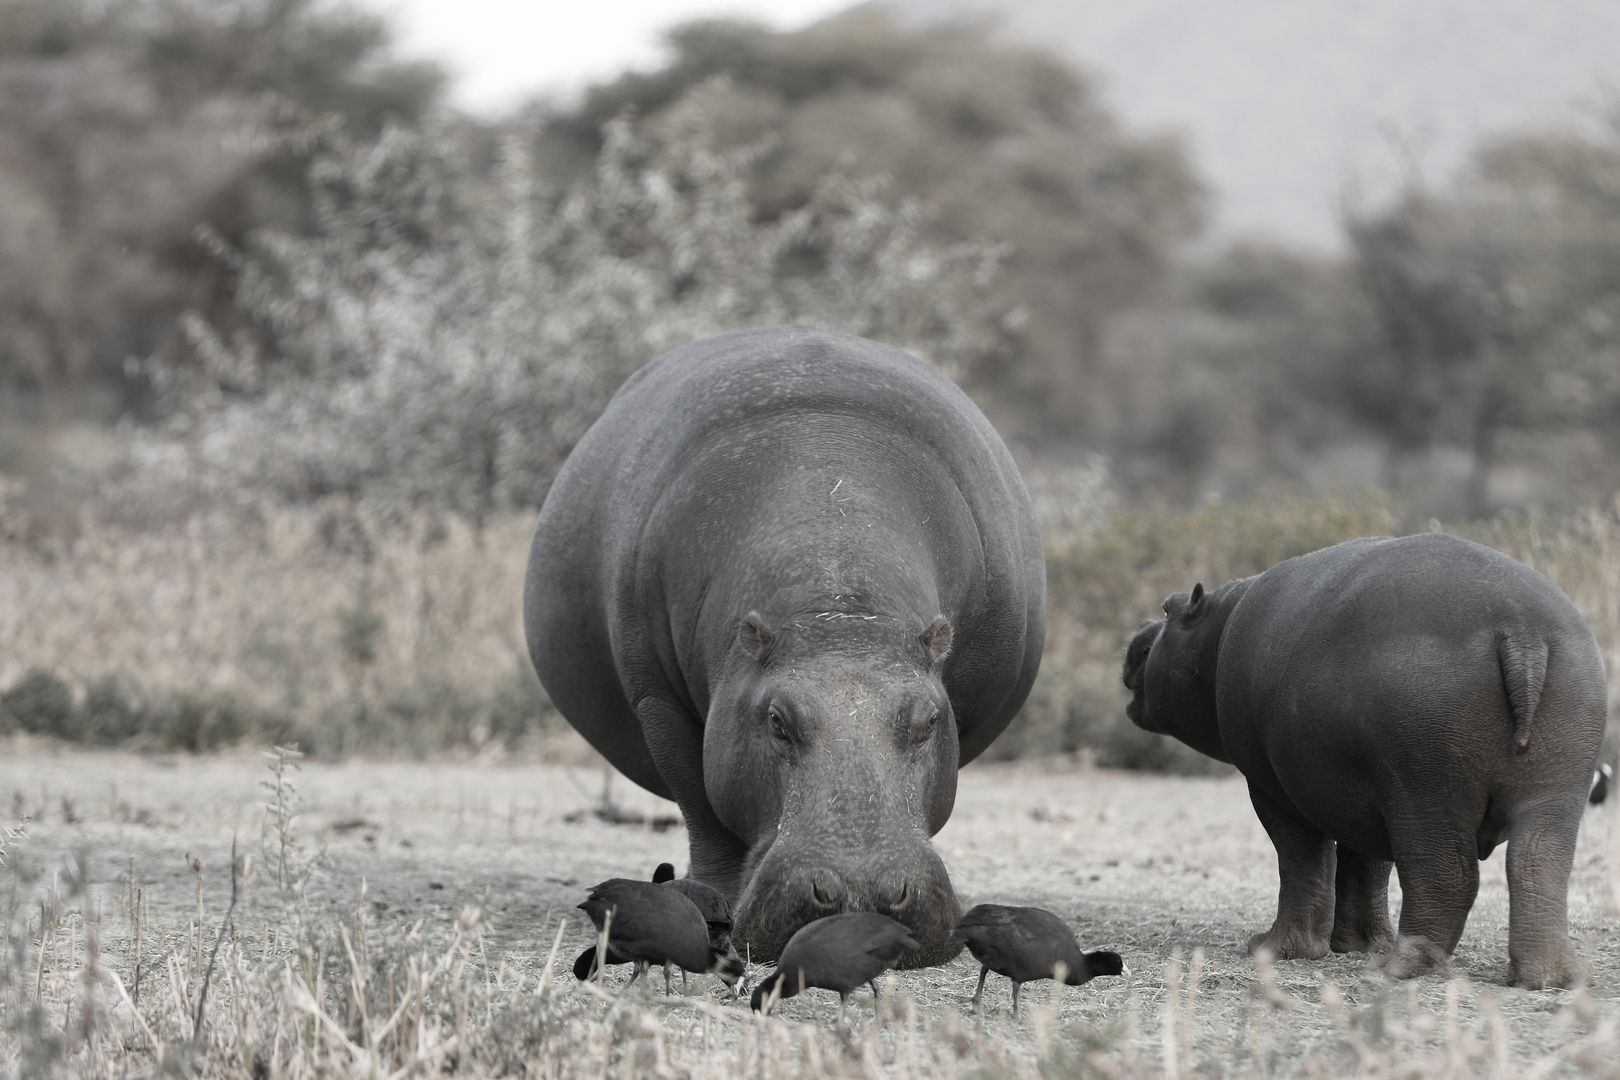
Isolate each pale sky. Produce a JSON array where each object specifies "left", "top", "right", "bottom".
[
  {"left": 368, "top": 0, "right": 1620, "bottom": 247},
  {"left": 370, "top": 0, "right": 854, "bottom": 113}
]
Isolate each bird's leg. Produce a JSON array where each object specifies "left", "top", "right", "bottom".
[
  {"left": 626, "top": 961, "right": 645, "bottom": 991},
  {"left": 870, "top": 979, "right": 881, "bottom": 1017},
  {"left": 663, "top": 962, "right": 673, "bottom": 996},
  {"left": 838, "top": 993, "right": 849, "bottom": 1029},
  {"left": 682, "top": 969, "right": 689, "bottom": 992},
  {"left": 970, "top": 966, "right": 989, "bottom": 1014},
  {"left": 1011, "top": 981, "right": 1021, "bottom": 1020}
]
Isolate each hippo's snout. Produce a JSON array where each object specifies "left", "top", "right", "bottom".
[{"left": 733, "top": 854, "right": 962, "bottom": 967}]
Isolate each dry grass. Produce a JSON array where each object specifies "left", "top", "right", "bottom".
[
  {"left": 0, "top": 492, "right": 549, "bottom": 754},
  {"left": 3, "top": 486, "right": 1615, "bottom": 767},
  {"left": 1, "top": 748, "right": 1617, "bottom": 1079},
  {"left": 0, "top": 499, "right": 527, "bottom": 707}
]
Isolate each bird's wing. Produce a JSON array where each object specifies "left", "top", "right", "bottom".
[
  {"left": 949, "top": 904, "right": 1020, "bottom": 944},
  {"left": 859, "top": 923, "right": 920, "bottom": 964}
]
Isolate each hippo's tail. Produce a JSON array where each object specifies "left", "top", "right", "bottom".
[{"left": 1496, "top": 629, "right": 1548, "bottom": 754}]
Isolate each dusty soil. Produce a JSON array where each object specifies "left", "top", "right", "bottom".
[{"left": 3, "top": 740, "right": 1617, "bottom": 1071}]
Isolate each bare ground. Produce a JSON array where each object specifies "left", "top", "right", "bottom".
[{"left": 3, "top": 739, "right": 1618, "bottom": 1074}]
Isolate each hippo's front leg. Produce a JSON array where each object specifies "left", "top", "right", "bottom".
[
  {"left": 1330, "top": 849, "right": 1395, "bottom": 954},
  {"left": 637, "top": 697, "right": 750, "bottom": 896},
  {"left": 1247, "top": 783, "right": 1334, "bottom": 959}
]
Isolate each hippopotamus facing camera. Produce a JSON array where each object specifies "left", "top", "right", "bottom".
[
  {"left": 525, "top": 326, "right": 1045, "bottom": 966},
  {"left": 1123, "top": 534, "right": 1606, "bottom": 987}
]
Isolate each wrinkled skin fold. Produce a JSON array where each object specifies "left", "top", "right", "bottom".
[
  {"left": 1123, "top": 535, "right": 1606, "bottom": 988},
  {"left": 526, "top": 326, "right": 1046, "bottom": 966}
]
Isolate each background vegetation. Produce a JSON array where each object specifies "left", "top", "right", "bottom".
[
  {"left": 3, "top": 485, "right": 1616, "bottom": 775},
  {"left": 0, "top": 0, "right": 1616, "bottom": 771}
]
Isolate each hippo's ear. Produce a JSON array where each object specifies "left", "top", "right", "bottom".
[
  {"left": 739, "top": 611, "right": 775, "bottom": 663},
  {"left": 1182, "top": 582, "right": 1207, "bottom": 623},
  {"left": 921, "top": 615, "right": 954, "bottom": 669}
]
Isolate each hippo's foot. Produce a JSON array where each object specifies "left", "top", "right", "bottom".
[
  {"left": 1369, "top": 936, "right": 1449, "bottom": 980},
  {"left": 1508, "top": 944, "right": 1584, "bottom": 990},
  {"left": 1247, "top": 926, "right": 1329, "bottom": 961},
  {"left": 1329, "top": 924, "right": 1395, "bottom": 955}
]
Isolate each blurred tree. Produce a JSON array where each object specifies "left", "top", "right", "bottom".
[
  {"left": 154, "top": 106, "right": 1014, "bottom": 524},
  {"left": 138, "top": 0, "right": 443, "bottom": 130},
  {"left": 1153, "top": 106, "right": 1620, "bottom": 516},
  {"left": 1150, "top": 244, "right": 1378, "bottom": 496},
  {"left": 531, "top": 8, "right": 1204, "bottom": 438},
  {"left": 0, "top": 0, "right": 444, "bottom": 443},
  {"left": 1339, "top": 108, "right": 1620, "bottom": 515},
  {"left": 1471, "top": 117, "right": 1620, "bottom": 446}
]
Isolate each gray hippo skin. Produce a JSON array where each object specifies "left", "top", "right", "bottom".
[
  {"left": 525, "top": 326, "right": 1046, "bottom": 966},
  {"left": 1122, "top": 534, "right": 1606, "bottom": 987}
]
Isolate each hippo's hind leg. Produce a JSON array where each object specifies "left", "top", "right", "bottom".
[
  {"left": 1330, "top": 848, "right": 1395, "bottom": 954},
  {"left": 1376, "top": 827, "right": 1478, "bottom": 980},
  {"left": 1246, "top": 783, "right": 1334, "bottom": 959},
  {"left": 1504, "top": 794, "right": 1585, "bottom": 988}
]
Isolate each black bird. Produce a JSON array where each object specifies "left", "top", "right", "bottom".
[
  {"left": 574, "top": 863, "right": 736, "bottom": 985},
  {"left": 1592, "top": 763, "right": 1612, "bottom": 805},
  {"left": 577, "top": 878, "right": 745, "bottom": 994},
  {"left": 665, "top": 878, "right": 733, "bottom": 945},
  {"left": 950, "top": 904, "right": 1126, "bottom": 1019},
  {"left": 750, "top": 912, "right": 919, "bottom": 1025}
]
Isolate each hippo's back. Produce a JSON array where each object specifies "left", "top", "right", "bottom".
[
  {"left": 1229, "top": 534, "right": 1594, "bottom": 656},
  {"left": 524, "top": 326, "right": 1046, "bottom": 796}
]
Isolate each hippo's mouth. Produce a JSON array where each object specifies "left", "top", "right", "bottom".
[
  {"left": 730, "top": 857, "right": 963, "bottom": 968},
  {"left": 1126, "top": 691, "right": 1161, "bottom": 732}
]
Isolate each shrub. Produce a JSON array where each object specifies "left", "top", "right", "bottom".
[
  {"left": 155, "top": 109, "right": 1014, "bottom": 525},
  {"left": 147, "top": 688, "right": 289, "bottom": 753},
  {"left": 0, "top": 668, "right": 77, "bottom": 739},
  {"left": 990, "top": 655, "right": 1228, "bottom": 775},
  {"left": 79, "top": 673, "right": 148, "bottom": 745}
]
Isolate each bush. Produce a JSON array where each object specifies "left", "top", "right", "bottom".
[
  {"left": 158, "top": 110, "right": 1014, "bottom": 524},
  {"left": 313, "top": 667, "right": 558, "bottom": 760},
  {"left": 0, "top": 663, "right": 556, "bottom": 758},
  {"left": 991, "top": 655, "right": 1229, "bottom": 775},
  {"left": 1044, "top": 488, "right": 1399, "bottom": 641},
  {"left": 0, "top": 668, "right": 78, "bottom": 739},
  {"left": 147, "top": 689, "right": 288, "bottom": 753},
  {"left": 80, "top": 673, "right": 148, "bottom": 745}
]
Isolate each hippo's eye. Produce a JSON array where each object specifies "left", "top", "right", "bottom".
[
  {"left": 767, "top": 705, "right": 793, "bottom": 743},
  {"left": 911, "top": 707, "right": 939, "bottom": 745}
]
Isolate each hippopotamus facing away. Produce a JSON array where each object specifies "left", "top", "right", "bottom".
[
  {"left": 1122, "top": 534, "right": 1606, "bottom": 987},
  {"left": 525, "top": 326, "right": 1045, "bottom": 966}
]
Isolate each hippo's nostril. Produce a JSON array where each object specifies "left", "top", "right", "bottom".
[
  {"left": 890, "top": 881, "right": 910, "bottom": 910},
  {"left": 810, "top": 879, "right": 840, "bottom": 910}
]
